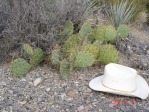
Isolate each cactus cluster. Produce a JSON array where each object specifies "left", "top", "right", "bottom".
[
  {"left": 9, "top": 44, "right": 44, "bottom": 77},
  {"left": 9, "top": 58, "right": 31, "bottom": 77},
  {"left": 98, "top": 44, "right": 119, "bottom": 64},
  {"left": 50, "top": 21, "right": 121, "bottom": 79}
]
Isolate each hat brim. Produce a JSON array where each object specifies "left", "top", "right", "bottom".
[{"left": 89, "top": 74, "right": 149, "bottom": 99}]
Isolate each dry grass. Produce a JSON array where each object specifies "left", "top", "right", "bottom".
[{"left": 0, "top": 0, "right": 98, "bottom": 61}]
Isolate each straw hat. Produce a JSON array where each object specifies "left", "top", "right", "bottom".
[{"left": 89, "top": 63, "right": 149, "bottom": 99}]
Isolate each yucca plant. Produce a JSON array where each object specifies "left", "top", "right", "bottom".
[{"left": 106, "top": 0, "right": 137, "bottom": 28}]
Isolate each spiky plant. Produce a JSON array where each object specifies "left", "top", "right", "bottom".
[
  {"left": 30, "top": 48, "right": 44, "bottom": 66},
  {"left": 105, "top": 25, "right": 117, "bottom": 42},
  {"left": 117, "top": 24, "right": 129, "bottom": 38},
  {"left": 9, "top": 58, "right": 31, "bottom": 77},
  {"left": 74, "top": 51, "right": 95, "bottom": 67},
  {"left": 23, "top": 44, "right": 44, "bottom": 66},
  {"left": 147, "top": 2, "right": 149, "bottom": 25},
  {"left": 106, "top": 0, "right": 137, "bottom": 28},
  {"left": 82, "top": 44, "right": 100, "bottom": 59},
  {"left": 51, "top": 49, "right": 60, "bottom": 65},
  {"left": 62, "top": 34, "right": 81, "bottom": 53},
  {"left": 93, "top": 26, "right": 106, "bottom": 42},
  {"left": 23, "top": 44, "right": 33, "bottom": 56},
  {"left": 79, "top": 21, "right": 92, "bottom": 38},
  {"left": 98, "top": 44, "right": 119, "bottom": 64},
  {"left": 60, "top": 59, "right": 70, "bottom": 79},
  {"left": 61, "top": 20, "right": 74, "bottom": 37}
]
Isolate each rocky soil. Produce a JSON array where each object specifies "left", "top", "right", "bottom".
[{"left": 0, "top": 28, "right": 149, "bottom": 112}]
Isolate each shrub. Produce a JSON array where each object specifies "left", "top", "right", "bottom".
[
  {"left": 98, "top": 44, "right": 119, "bottom": 64},
  {"left": 106, "top": 0, "right": 137, "bottom": 28},
  {"left": 9, "top": 58, "right": 31, "bottom": 77},
  {"left": 146, "top": 2, "right": 149, "bottom": 25},
  {"left": 0, "top": 0, "right": 98, "bottom": 61}
]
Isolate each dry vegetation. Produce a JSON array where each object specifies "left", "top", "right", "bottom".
[{"left": 0, "top": 0, "right": 97, "bottom": 61}]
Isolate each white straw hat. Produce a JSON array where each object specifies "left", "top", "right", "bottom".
[{"left": 89, "top": 63, "right": 149, "bottom": 99}]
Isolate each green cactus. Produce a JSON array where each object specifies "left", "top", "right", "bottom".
[
  {"left": 51, "top": 49, "right": 60, "bottom": 65},
  {"left": 82, "top": 44, "right": 100, "bottom": 59},
  {"left": 62, "top": 20, "right": 74, "bottom": 37},
  {"left": 93, "top": 26, "right": 106, "bottom": 42},
  {"left": 30, "top": 48, "right": 44, "bottom": 66},
  {"left": 98, "top": 44, "right": 119, "bottom": 64},
  {"left": 79, "top": 21, "right": 92, "bottom": 38},
  {"left": 60, "top": 59, "right": 70, "bottom": 79},
  {"left": 87, "top": 33, "right": 95, "bottom": 43},
  {"left": 9, "top": 58, "right": 31, "bottom": 76},
  {"left": 62, "top": 34, "right": 80, "bottom": 53},
  {"left": 105, "top": 25, "right": 117, "bottom": 42},
  {"left": 117, "top": 24, "right": 129, "bottom": 38},
  {"left": 23, "top": 44, "right": 33, "bottom": 56},
  {"left": 74, "top": 51, "right": 95, "bottom": 67}
]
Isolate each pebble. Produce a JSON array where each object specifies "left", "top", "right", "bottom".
[
  {"left": 66, "top": 90, "right": 75, "bottom": 97},
  {"left": 46, "top": 87, "right": 51, "bottom": 92},
  {"left": 77, "top": 105, "right": 85, "bottom": 112},
  {"left": 33, "top": 78, "right": 42, "bottom": 86}
]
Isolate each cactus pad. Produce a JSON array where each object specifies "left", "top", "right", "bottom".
[
  {"left": 9, "top": 58, "right": 31, "bottom": 76},
  {"left": 30, "top": 48, "right": 44, "bottom": 66},
  {"left": 62, "top": 20, "right": 74, "bottom": 37},
  {"left": 23, "top": 44, "right": 33, "bottom": 56},
  {"left": 51, "top": 49, "right": 60, "bottom": 65},
  {"left": 94, "top": 26, "right": 106, "bottom": 42},
  {"left": 117, "top": 24, "right": 129, "bottom": 38},
  {"left": 74, "top": 51, "right": 95, "bottom": 67},
  {"left": 105, "top": 25, "right": 117, "bottom": 42},
  {"left": 60, "top": 59, "right": 70, "bottom": 79},
  {"left": 98, "top": 44, "right": 119, "bottom": 64},
  {"left": 79, "top": 22, "right": 92, "bottom": 38}
]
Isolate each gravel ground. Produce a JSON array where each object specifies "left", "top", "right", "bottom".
[
  {"left": 0, "top": 63, "right": 149, "bottom": 112},
  {"left": 0, "top": 30, "right": 149, "bottom": 112}
]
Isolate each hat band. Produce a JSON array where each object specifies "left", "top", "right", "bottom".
[{"left": 102, "top": 82, "right": 136, "bottom": 93}]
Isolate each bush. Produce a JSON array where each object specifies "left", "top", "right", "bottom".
[
  {"left": 146, "top": 2, "right": 149, "bottom": 25},
  {"left": 0, "top": 0, "right": 97, "bottom": 61}
]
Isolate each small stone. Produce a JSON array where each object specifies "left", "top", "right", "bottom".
[
  {"left": 66, "top": 91, "right": 75, "bottom": 97},
  {"left": 77, "top": 105, "right": 84, "bottom": 112},
  {"left": 18, "top": 101, "right": 27, "bottom": 105},
  {"left": 46, "top": 88, "right": 51, "bottom": 92},
  {"left": 0, "top": 81, "right": 6, "bottom": 86},
  {"left": 33, "top": 78, "right": 42, "bottom": 86}
]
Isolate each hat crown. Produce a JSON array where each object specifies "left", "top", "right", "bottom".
[{"left": 102, "top": 63, "right": 137, "bottom": 92}]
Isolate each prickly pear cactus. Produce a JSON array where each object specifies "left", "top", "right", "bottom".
[
  {"left": 82, "top": 44, "right": 100, "bottom": 59},
  {"left": 105, "top": 25, "right": 117, "bottom": 42},
  {"left": 79, "top": 21, "right": 92, "bottom": 38},
  {"left": 117, "top": 24, "right": 129, "bottom": 38},
  {"left": 87, "top": 33, "right": 95, "bottom": 43},
  {"left": 60, "top": 59, "right": 70, "bottom": 79},
  {"left": 62, "top": 20, "right": 74, "bottom": 37},
  {"left": 23, "top": 44, "right": 33, "bottom": 56},
  {"left": 30, "top": 48, "right": 44, "bottom": 66},
  {"left": 9, "top": 58, "right": 31, "bottom": 76},
  {"left": 74, "top": 51, "right": 95, "bottom": 67},
  {"left": 94, "top": 26, "right": 106, "bottom": 42},
  {"left": 62, "top": 34, "right": 80, "bottom": 52},
  {"left": 98, "top": 44, "right": 119, "bottom": 64},
  {"left": 51, "top": 49, "right": 60, "bottom": 65}
]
